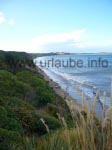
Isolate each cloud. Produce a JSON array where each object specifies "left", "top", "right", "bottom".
[
  {"left": 0, "top": 12, "right": 5, "bottom": 24},
  {"left": 32, "top": 29, "right": 86, "bottom": 44},
  {"left": 0, "top": 40, "right": 30, "bottom": 51},
  {"left": 78, "top": 40, "right": 112, "bottom": 49},
  {"left": 31, "top": 29, "right": 87, "bottom": 52},
  {"left": 0, "top": 29, "right": 112, "bottom": 53},
  {"left": 0, "top": 11, "right": 15, "bottom": 26},
  {"left": 30, "top": 30, "right": 112, "bottom": 53}
]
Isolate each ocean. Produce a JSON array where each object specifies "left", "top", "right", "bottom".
[{"left": 35, "top": 54, "right": 112, "bottom": 108}]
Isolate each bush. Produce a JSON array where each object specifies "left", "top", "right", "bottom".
[
  {"left": 0, "top": 128, "right": 21, "bottom": 150},
  {"left": 46, "top": 103, "right": 60, "bottom": 117},
  {"left": 0, "top": 106, "right": 23, "bottom": 134},
  {"left": 28, "top": 112, "right": 61, "bottom": 136},
  {"left": 17, "top": 71, "right": 55, "bottom": 107},
  {"left": 0, "top": 70, "right": 35, "bottom": 101}
]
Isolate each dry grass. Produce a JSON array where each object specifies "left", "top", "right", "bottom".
[{"left": 13, "top": 84, "right": 112, "bottom": 150}]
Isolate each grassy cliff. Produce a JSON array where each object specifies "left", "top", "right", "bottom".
[
  {"left": 0, "top": 50, "right": 72, "bottom": 150},
  {"left": 0, "top": 50, "right": 112, "bottom": 150}
]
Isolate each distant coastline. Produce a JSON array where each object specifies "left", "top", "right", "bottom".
[{"left": 30, "top": 51, "right": 112, "bottom": 59}]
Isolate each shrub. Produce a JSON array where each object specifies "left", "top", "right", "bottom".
[
  {"left": 0, "top": 128, "right": 21, "bottom": 150},
  {"left": 46, "top": 103, "right": 60, "bottom": 117}
]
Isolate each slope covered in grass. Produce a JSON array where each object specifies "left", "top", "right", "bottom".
[
  {"left": 0, "top": 50, "right": 72, "bottom": 150},
  {"left": 0, "top": 50, "right": 112, "bottom": 150}
]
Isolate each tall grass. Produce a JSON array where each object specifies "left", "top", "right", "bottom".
[{"left": 13, "top": 84, "right": 112, "bottom": 150}]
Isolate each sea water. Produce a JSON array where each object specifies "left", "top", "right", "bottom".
[{"left": 35, "top": 54, "right": 112, "bottom": 107}]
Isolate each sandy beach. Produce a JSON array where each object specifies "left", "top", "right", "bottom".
[
  {"left": 37, "top": 66, "right": 82, "bottom": 111},
  {"left": 36, "top": 66, "right": 108, "bottom": 120}
]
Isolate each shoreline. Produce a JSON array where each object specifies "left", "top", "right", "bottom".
[
  {"left": 36, "top": 66, "right": 82, "bottom": 112},
  {"left": 36, "top": 65, "right": 108, "bottom": 120}
]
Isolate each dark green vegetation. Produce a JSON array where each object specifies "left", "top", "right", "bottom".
[
  {"left": 1, "top": 50, "right": 111, "bottom": 150},
  {"left": 0, "top": 50, "right": 35, "bottom": 74},
  {"left": 30, "top": 52, "right": 58, "bottom": 59},
  {"left": 0, "top": 50, "right": 72, "bottom": 150}
]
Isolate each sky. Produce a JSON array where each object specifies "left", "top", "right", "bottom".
[{"left": 0, "top": 0, "right": 112, "bottom": 53}]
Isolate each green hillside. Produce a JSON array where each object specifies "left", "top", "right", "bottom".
[
  {"left": 0, "top": 50, "right": 72, "bottom": 150},
  {"left": 0, "top": 50, "right": 112, "bottom": 150}
]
